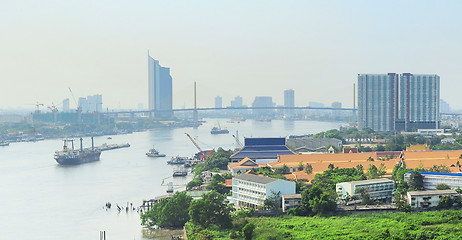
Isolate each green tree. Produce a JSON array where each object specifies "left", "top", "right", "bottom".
[
  {"left": 328, "top": 163, "right": 335, "bottom": 170},
  {"left": 298, "top": 161, "right": 304, "bottom": 171},
  {"left": 242, "top": 223, "right": 255, "bottom": 240},
  {"left": 429, "top": 164, "right": 451, "bottom": 173},
  {"left": 366, "top": 164, "right": 379, "bottom": 179},
  {"left": 206, "top": 174, "right": 228, "bottom": 194},
  {"left": 141, "top": 191, "right": 192, "bottom": 228},
  {"left": 305, "top": 163, "right": 313, "bottom": 174},
  {"left": 437, "top": 195, "right": 454, "bottom": 209},
  {"left": 263, "top": 191, "right": 282, "bottom": 211},
  {"left": 355, "top": 187, "right": 374, "bottom": 205},
  {"left": 187, "top": 177, "right": 203, "bottom": 190},
  {"left": 436, "top": 183, "right": 451, "bottom": 190},
  {"left": 408, "top": 171, "right": 424, "bottom": 191},
  {"left": 188, "top": 191, "right": 233, "bottom": 229},
  {"left": 356, "top": 164, "right": 364, "bottom": 173}
]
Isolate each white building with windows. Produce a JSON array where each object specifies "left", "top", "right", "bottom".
[
  {"left": 232, "top": 173, "right": 295, "bottom": 208},
  {"left": 407, "top": 190, "right": 458, "bottom": 209},
  {"left": 336, "top": 178, "right": 394, "bottom": 201},
  {"left": 282, "top": 194, "right": 302, "bottom": 212},
  {"left": 404, "top": 172, "right": 462, "bottom": 190}
]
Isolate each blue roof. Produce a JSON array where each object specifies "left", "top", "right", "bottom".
[
  {"left": 244, "top": 138, "right": 286, "bottom": 146},
  {"left": 406, "top": 171, "right": 462, "bottom": 177},
  {"left": 231, "top": 137, "right": 294, "bottom": 160}
]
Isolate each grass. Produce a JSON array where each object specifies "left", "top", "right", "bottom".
[{"left": 187, "top": 210, "right": 462, "bottom": 239}]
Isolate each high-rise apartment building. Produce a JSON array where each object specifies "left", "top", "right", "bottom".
[
  {"left": 148, "top": 54, "right": 173, "bottom": 118},
  {"left": 215, "top": 96, "right": 223, "bottom": 109},
  {"left": 284, "top": 89, "right": 295, "bottom": 117},
  {"left": 357, "top": 73, "right": 439, "bottom": 132}
]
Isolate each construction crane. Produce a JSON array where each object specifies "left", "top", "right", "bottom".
[
  {"left": 68, "top": 88, "right": 82, "bottom": 123},
  {"left": 232, "top": 130, "right": 243, "bottom": 148},
  {"left": 185, "top": 133, "right": 203, "bottom": 152},
  {"left": 32, "top": 102, "right": 44, "bottom": 113},
  {"left": 185, "top": 133, "right": 214, "bottom": 160}
]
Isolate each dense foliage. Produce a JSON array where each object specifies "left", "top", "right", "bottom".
[
  {"left": 188, "top": 191, "right": 234, "bottom": 229},
  {"left": 311, "top": 167, "right": 366, "bottom": 191},
  {"left": 189, "top": 210, "right": 462, "bottom": 239},
  {"left": 140, "top": 191, "right": 192, "bottom": 228},
  {"left": 193, "top": 148, "right": 233, "bottom": 175}
]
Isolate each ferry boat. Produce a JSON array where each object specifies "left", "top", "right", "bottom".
[{"left": 54, "top": 137, "right": 101, "bottom": 165}]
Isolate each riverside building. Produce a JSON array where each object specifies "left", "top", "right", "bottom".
[
  {"left": 404, "top": 172, "right": 462, "bottom": 190},
  {"left": 232, "top": 173, "right": 295, "bottom": 208},
  {"left": 336, "top": 178, "right": 394, "bottom": 202}
]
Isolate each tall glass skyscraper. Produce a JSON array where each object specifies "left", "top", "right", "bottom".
[
  {"left": 358, "top": 73, "right": 440, "bottom": 132},
  {"left": 148, "top": 54, "right": 173, "bottom": 118}
]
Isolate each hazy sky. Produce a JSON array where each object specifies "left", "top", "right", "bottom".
[{"left": 1, "top": 0, "right": 462, "bottom": 111}]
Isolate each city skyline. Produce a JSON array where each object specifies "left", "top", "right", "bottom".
[{"left": 2, "top": 1, "right": 462, "bottom": 110}]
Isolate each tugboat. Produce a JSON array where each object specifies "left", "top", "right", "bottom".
[
  {"left": 146, "top": 147, "right": 166, "bottom": 157},
  {"left": 54, "top": 137, "right": 101, "bottom": 165},
  {"left": 167, "top": 156, "right": 190, "bottom": 165}
]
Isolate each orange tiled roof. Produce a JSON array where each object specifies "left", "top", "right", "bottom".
[
  {"left": 228, "top": 157, "right": 267, "bottom": 169},
  {"left": 272, "top": 150, "right": 462, "bottom": 181}
]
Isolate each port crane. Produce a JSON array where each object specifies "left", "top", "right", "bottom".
[
  {"left": 185, "top": 133, "right": 214, "bottom": 160},
  {"left": 68, "top": 88, "right": 82, "bottom": 123}
]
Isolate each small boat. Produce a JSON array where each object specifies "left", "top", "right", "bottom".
[
  {"left": 146, "top": 148, "right": 166, "bottom": 157},
  {"left": 167, "top": 156, "right": 190, "bottom": 165},
  {"left": 0, "top": 141, "right": 9, "bottom": 146}
]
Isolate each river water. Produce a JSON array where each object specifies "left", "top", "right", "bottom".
[{"left": 0, "top": 119, "right": 344, "bottom": 239}]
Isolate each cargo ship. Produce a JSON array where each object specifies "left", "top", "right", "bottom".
[{"left": 54, "top": 137, "right": 101, "bottom": 165}]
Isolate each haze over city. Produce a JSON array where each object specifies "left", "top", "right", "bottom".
[{"left": 1, "top": 0, "right": 462, "bottom": 110}]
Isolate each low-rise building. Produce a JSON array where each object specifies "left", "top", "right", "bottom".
[
  {"left": 232, "top": 173, "right": 296, "bottom": 208},
  {"left": 228, "top": 157, "right": 267, "bottom": 176},
  {"left": 282, "top": 194, "right": 302, "bottom": 212},
  {"left": 336, "top": 178, "right": 394, "bottom": 202},
  {"left": 404, "top": 172, "right": 462, "bottom": 190},
  {"left": 407, "top": 190, "right": 459, "bottom": 209}
]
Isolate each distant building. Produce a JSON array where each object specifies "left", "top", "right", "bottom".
[
  {"left": 148, "top": 54, "right": 173, "bottom": 118},
  {"left": 357, "top": 73, "right": 440, "bottom": 132},
  {"left": 284, "top": 89, "right": 295, "bottom": 117},
  {"left": 309, "top": 102, "right": 324, "bottom": 108},
  {"left": 87, "top": 94, "right": 103, "bottom": 112},
  {"left": 336, "top": 178, "right": 394, "bottom": 202},
  {"left": 331, "top": 102, "right": 342, "bottom": 108},
  {"left": 286, "top": 136, "right": 342, "bottom": 153},
  {"left": 404, "top": 172, "right": 462, "bottom": 190},
  {"left": 440, "top": 99, "right": 451, "bottom": 114},
  {"left": 417, "top": 129, "right": 444, "bottom": 136},
  {"left": 78, "top": 97, "right": 88, "bottom": 112},
  {"left": 215, "top": 96, "right": 223, "bottom": 109},
  {"left": 407, "top": 190, "right": 458, "bottom": 209},
  {"left": 230, "top": 96, "right": 243, "bottom": 107},
  {"left": 282, "top": 194, "right": 302, "bottom": 212},
  {"left": 252, "top": 96, "right": 274, "bottom": 116},
  {"left": 62, "top": 98, "right": 70, "bottom": 112},
  {"left": 232, "top": 173, "right": 296, "bottom": 208}
]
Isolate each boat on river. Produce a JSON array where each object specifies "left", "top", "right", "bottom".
[
  {"left": 210, "top": 121, "right": 229, "bottom": 134},
  {"left": 146, "top": 147, "right": 166, "bottom": 157},
  {"left": 0, "top": 141, "right": 9, "bottom": 146},
  {"left": 54, "top": 137, "right": 101, "bottom": 165},
  {"left": 167, "top": 156, "right": 190, "bottom": 165}
]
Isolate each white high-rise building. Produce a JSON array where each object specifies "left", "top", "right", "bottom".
[
  {"left": 358, "top": 73, "right": 440, "bottom": 131},
  {"left": 284, "top": 89, "right": 295, "bottom": 117}
]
